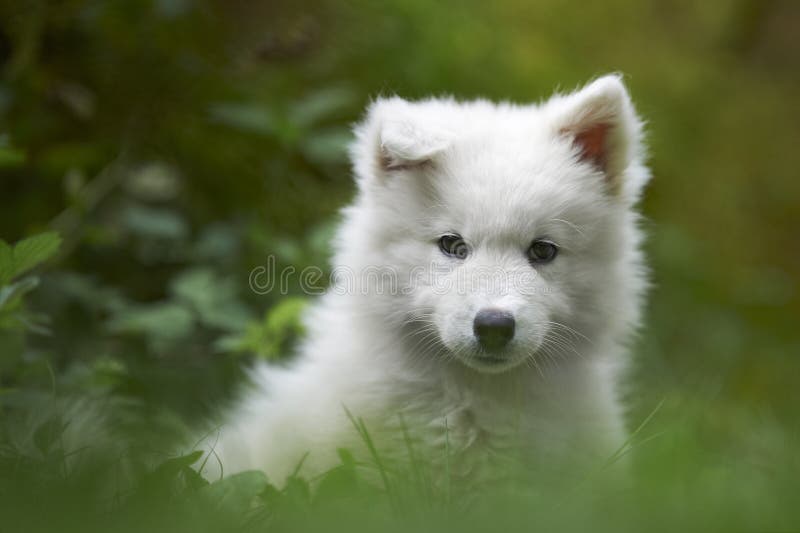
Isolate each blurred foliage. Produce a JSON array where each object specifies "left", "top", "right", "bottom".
[{"left": 0, "top": 0, "right": 799, "bottom": 530}]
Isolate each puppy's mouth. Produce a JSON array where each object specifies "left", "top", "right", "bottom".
[
  {"left": 460, "top": 346, "right": 528, "bottom": 374},
  {"left": 473, "top": 353, "right": 508, "bottom": 365}
]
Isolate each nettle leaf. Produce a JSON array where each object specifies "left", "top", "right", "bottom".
[
  {"left": 208, "top": 102, "right": 277, "bottom": 136},
  {"left": 153, "top": 450, "right": 205, "bottom": 476},
  {"left": 283, "top": 475, "right": 312, "bottom": 508},
  {"left": 202, "top": 470, "right": 269, "bottom": 515},
  {"left": 170, "top": 268, "right": 252, "bottom": 332},
  {"left": 218, "top": 297, "right": 307, "bottom": 359},
  {"left": 302, "top": 127, "right": 352, "bottom": 164},
  {"left": 18, "top": 310, "right": 52, "bottom": 336},
  {"left": 0, "top": 277, "right": 40, "bottom": 312},
  {"left": 122, "top": 205, "right": 188, "bottom": 241},
  {"left": 315, "top": 448, "right": 359, "bottom": 502},
  {"left": 107, "top": 302, "right": 194, "bottom": 342},
  {"left": 289, "top": 87, "right": 355, "bottom": 129},
  {"left": 0, "top": 232, "right": 62, "bottom": 284},
  {"left": 141, "top": 450, "right": 208, "bottom": 494}
]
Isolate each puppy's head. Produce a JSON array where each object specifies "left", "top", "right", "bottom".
[{"left": 348, "top": 75, "right": 648, "bottom": 374}]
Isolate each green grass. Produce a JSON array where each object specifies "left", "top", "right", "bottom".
[{"left": 0, "top": 391, "right": 798, "bottom": 533}]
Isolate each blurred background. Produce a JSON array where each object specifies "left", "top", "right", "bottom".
[{"left": 0, "top": 0, "right": 798, "bottom": 530}]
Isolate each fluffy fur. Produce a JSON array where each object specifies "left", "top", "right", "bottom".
[{"left": 202, "top": 75, "right": 650, "bottom": 485}]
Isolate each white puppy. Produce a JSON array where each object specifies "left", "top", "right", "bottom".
[{"left": 204, "top": 75, "right": 650, "bottom": 486}]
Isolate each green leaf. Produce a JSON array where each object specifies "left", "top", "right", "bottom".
[
  {"left": 107, "top": 302, "right": 194, "bottom": 342},
  {"left": 10, "top": 232, "right": 62, "bottom": 280},
  {"left": 170, "top": 268, "right": 252, "bottom": 332},
  {"left": 283, "top": 475, "right": 312, "bottom": 507},
  {"left": 218, "top": 297, "right": 307, "bottom": 359},
  {"left": 142, "top": 451, "right": 207, "bottom": 492},
  {"left": 264, "top": 297, "right": 307, "bottom": 338},
  {"left": 202, "top": 470, "right": 269, "bottom": 515},
  {"left": 289, "top": 87, "right": 355, "bottom": 129},
  {"left": 302, "top": 127, "right": 352, "bottom": 164},
  {"left": 154, "top": 450, "right": 205, "bottom": 473},
  {"left": 208, "top": 102, "right": 277, "bottom": 136},
  {"left": 0, "top": 276, "right": 40, "bottom": 312},
  {"left": 122, "top": 205, "right": 188, "bottom": 241},
  {"left": 315, "top": 449, "right": 359, "bottom": 502}
]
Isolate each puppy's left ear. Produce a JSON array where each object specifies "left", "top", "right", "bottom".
[
  {"left": 351, "top": 97, "right": 452, "bottom": 187},
  {"left": 547, "top": 75, "right": 646, "bottom": 193}
]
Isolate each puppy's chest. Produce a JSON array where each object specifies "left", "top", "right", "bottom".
[{"left": 378, "top": 393, "right": 551, "bottom": 484}]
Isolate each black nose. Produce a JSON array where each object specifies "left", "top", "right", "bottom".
[{"left": 473, "top": 309, "right": 515, "bottom": 351}]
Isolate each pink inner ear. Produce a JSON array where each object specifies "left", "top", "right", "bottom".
[
  {"left": 571, "top": 123, "right": 610, "bottom": 173},
  {"left": 379, "top": 151, "right": 430, "bottom": 172}
]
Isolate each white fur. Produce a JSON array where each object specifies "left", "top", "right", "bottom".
[{"left": 202, "top": 75, "right": 650, "bottom": 486}]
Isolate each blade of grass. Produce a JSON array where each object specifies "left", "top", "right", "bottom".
[
  {"left": 603, "top": 397, "right": 665, "bottom": 469},
  {"left": 398, "top": 412, "right": 433, "bottom": 509},
  {"left": 343, "top": 404, "right": 396, "bottom": 511},
  {"left": 444, "top": 417, "right": 451, "bottom": 508}
]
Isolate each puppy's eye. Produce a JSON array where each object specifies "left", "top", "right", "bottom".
[
  {"left": 528, "top": 239, "right": 558, "bottom": 264},
  {"left": 438, "top": 234, "right": 469, "bottom": 259}
]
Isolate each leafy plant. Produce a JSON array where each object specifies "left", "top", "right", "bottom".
[
  {"left": 217, "top": 297, "right": 308, "bottom": 360},
  {"left": 0, "top": 232, "right": 61, "bottom": 344}
]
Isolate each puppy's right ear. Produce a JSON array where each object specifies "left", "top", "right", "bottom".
[
  {"left": 544, "top": 75, "right": 647, "bottom": 197},
  {"left": 351, "top": 97, "right": 452, "bottom": 183}
]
